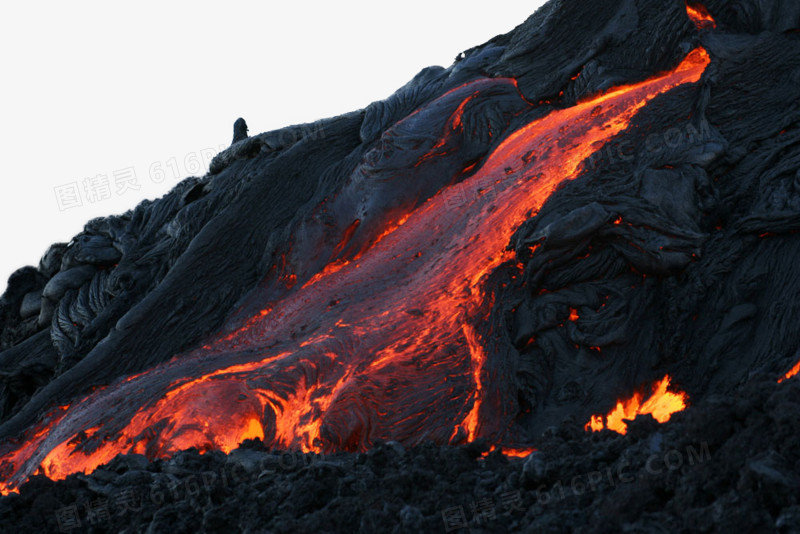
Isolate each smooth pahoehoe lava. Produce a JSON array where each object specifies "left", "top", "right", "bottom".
[{"left": 0, "top": 41, "right": 711, "bottom": 495}]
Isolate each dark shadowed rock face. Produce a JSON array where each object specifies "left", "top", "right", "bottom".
[
  {"left": 232, "top": 118, "right": 248, "bottom": 144},
  {"left": 2, "top": 0, "right": 800, "bottom": 531}
]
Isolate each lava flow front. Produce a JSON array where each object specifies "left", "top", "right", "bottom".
[
  {"left": 584, "top": 375, "right": 689, "bottom": 435},
  {"left": 0, "top": 46, "right": 710, "bottom": 494},
  {"left": 779, "top": 360, "right": 800, "bottom": 383}
]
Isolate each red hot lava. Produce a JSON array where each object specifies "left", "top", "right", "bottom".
[
  {"left": 779, "top": 360, "right": 800, "bottom": 383},
  {"left": 0, "top": 46, "right": 711, "bottom": 495},
  {"left": 686, "top": 1, "right": 717, "bottom": 30},
  {"left": 584, "top": 375, "right": 689, "bottom": 435}
]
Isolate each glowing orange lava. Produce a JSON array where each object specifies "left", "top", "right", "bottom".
[
  {"left": 479, "top": 445, "right": 537, "bottom": 459},
  {"left": 778, "top": 360, "right": 800, "bottom": 383},
  {"left": 584, "top": 375, "right": 689, "bottom": 435},
  {"left": 501, "top": 446, "right": 537, "bottom": 458},
  {"left": 0, "top": 47, "right": 710, "bottom": 495},
  {"left": 686, "top": 1, "right": 716, "bottom": 30}
]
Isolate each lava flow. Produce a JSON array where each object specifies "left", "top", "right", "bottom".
[
  {"left": 584, "top": 375, "right": 689, "bottom": 435},
  {"left": 0, "top": 46, "right": 710, "bottom": 494},
  {"left": 686, "top": 1, "right": 717, "bottom": 30},
  {"left": 778, "top": 360, "right": 800, "bottom": 383}
]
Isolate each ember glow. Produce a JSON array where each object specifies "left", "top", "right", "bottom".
[
  {"left": 778, "top": 360, "right": 800, "bottom": 383},
  {"left": 500, "top": 447, "right": 537, "bottom": 459},
  {"left": 686, "top": 1, "right": 717, "bottom": 30},
  {"left": 584, "top": 375, "right": 689, "bottom": 435},
  {"left": 480, "top": 445, "right": 537, "bottom": 459},
  {"left": 0, "top": 47, "right": 710, "bottom": 495}
]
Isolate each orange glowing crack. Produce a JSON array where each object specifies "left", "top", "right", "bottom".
[
  {"left": 501, "top": 446, "right": 537, "bottom": 458},
  {"left": 301, "top": 259, "right": 351, "bottom": 290},
  {"left": 416, "top": 92, "right": 478, "bottom": 166},
  {"left": 778, "top": 360, "right": 800, "bottom": 383},
  {"left": 332, "top": 219, "right": 361, "bottom": 258},
  {"left": 458, "top": 323, "right": 487, "bottom": 442},
  {"left": 353, "top": 213, "right": 412, "bottom": 261},
  {"left": 686, "top": 1, "right": 716, "bottom": 30},
  {"left": 479, "top": 445, "right": 537, "bottom": 458},
  {"left": 584, "top": 375, "right": 688, "bottom": 435}
]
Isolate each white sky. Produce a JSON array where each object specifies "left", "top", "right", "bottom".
[{"left": 0, "top": 1, "right": 546, "bottom": 292}]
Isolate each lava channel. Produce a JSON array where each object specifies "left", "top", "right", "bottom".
[{"left": 0, "top": 46, "right": 710, "bottom": 495}]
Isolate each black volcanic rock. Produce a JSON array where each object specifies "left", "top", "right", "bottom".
[
  {"left": 232, "top": 117, "right": 248, "bottom": 144},
  {"left": 2, "top": 0, "right": 800, "bottom": 531}
]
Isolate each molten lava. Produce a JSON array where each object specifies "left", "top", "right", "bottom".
[
  {"left": 686, "top": 1, "right": 716, "bottom": 30},
  {"left": 584, "top": 375, "right": 689, "bottom": 435},
  {"left": 0, "top": 47, "right": 710, "bottom": 495},
  {"left": 479, "top": 445, "right": 537, "bottom": 459},
  {"left": 499, "top": 446, "right": 537, "bottom": 459},
  {"left": 778, "top": 360, "right": 800, "bottom": 383}
]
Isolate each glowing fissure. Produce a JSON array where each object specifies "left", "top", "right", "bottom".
[
  {"left": 480, "top": 445, "right": 538, "bottom": 459},
  {"left": 778, "top": 360, "right": 800, "bottom": 383},
  {"left": 686, "top": 1, "right": 717, "bottom": 30},
  {"left": 459, "top": 323, "right": 488, "bottom": 442},
  {"left": 584, "top": 375, "right": 689, "bottom": 435},
  {"left": 0, "top": 47, "right": 710, "bottom": 495}
]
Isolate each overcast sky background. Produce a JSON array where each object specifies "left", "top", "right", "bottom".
[{"left": 0, "top": 1, "right": 547, "bottom": 291}]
